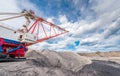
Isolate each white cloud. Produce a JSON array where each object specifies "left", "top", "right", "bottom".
[
  {"left": 47, "top": 17, "right": 54, "bottom": 23},
  {"left": 0, "top": 0, "right": 43, "bottom": 40},
  {"left": 90, "top": 0, "right": 120, "bottom": 15},
  {"left": 0, "top": 0, "right": 20, "bottom": 12},
  {"left": 0, "top": 0, "right": 24, "bottom": 40},
  {"left": 0, "top": 0, "right": 120, "bottom": 52},
  {"left": 17, "top": 0, "right": 43, "bottom": 17},
  {"left": 58, "top": 15, "right": 68, "bottom": 24},
  {"left": 26, "top": 0, "right": 120, "bottom": 52},
  {"left": 102, "top": 18, "right": 120, "bottom": 38},
  {"left": 51, "top": 0, "right": 120, "bottom": 52}
]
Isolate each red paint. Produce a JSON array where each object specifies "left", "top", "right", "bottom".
[{"left": 0, "top": 38, "right": 26, "bottom": 58}]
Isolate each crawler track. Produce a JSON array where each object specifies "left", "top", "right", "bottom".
[{"left": 0, "top": 58, "right": 26, "bottom": 62}]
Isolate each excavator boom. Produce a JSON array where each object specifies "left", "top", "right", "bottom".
[
  {"left": 0, "top": 10, "right": 68, "bottom": 45},
  {"left": 0, "top": 10, "right": 68, "bottom": 60}
]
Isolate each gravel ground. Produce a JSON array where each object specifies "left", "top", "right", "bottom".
[
  {"left": 0, "top": 50, "right": 120, "bottom": 76},
  {"left": 76, "top": 60, "right": 120, "bottom": 76},
  {"left": 0, "top": 50, "right": 91, "bottom": 76}
]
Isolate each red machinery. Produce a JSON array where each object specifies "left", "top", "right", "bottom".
[
  {"left": 0, "top": 10, "right": 68, "bottom": 60},
  {"left": 0, "top": 38, "right": 26, "bottom": 58}
]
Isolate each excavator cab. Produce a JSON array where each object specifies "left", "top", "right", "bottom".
[
  {"left": 18, "top": 32, "right": 37, "bottom": 43},
  {"left": 18, "top": 24, "right": 37, "bottom": 43}
]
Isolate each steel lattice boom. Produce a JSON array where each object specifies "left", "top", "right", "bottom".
[
  {"left": 27, "top": 18, "right": 68, "bottom": 45},
  {"left": 0, "top": 10, "right": 68, "bottom": 46}
]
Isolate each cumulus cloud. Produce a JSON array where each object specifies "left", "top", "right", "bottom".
[
  {"left": 46, "top": 0, "right": 120, "bottom": 52},
  {"left": 103, "top": 18, "right": 120, "bottom": 39},
  {"left": 90, "top": 0, "right": 120, "bottom": 15},
  {"left": 0, "top": 0, "right": 20, "bottom": 12},
  {"left": 17, "top": 0, "right": 43, "bottom": 17},
  {"left": 0, "top": 0, "right": 119, "bottom": 52},
  {"left": 59, "top": 15, "right": 68, "bottom": 24},
  {"left": 46, "top": 17, "right": 54, "bottom": 23},
  {"left": 0, "top": 0, "right": 29, "bottom": 29}
]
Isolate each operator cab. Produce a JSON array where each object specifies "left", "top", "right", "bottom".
[
  {"left": 18, "top": 25, "right": 37, "bottom": 43},
  {"left": 19, "top": 33, "right": 37, "bottom": 43}
]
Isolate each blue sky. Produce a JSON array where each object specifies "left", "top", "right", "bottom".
[
  {"left": 28, "top": 0, "right": 91, "bottom": 22},
  {"left": 0, "top": 0, "right": 120, "bottom": 52}
]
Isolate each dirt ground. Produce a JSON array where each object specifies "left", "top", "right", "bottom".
[
  {"left": 0, "top": 50, "right": 120, "bottom": 76},
  {"left": 79, "top": 51, "right": 120, "bottom": 57}
]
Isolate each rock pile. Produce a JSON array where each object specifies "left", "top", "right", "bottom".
[
  {"left": 26, "top": 50, "right": 91, "bottom": 71},
  {"left": 0, "top": 50, "right": 91, "bottom": 76},
  {"left": 1, "top": 50, "right": 120, "bottom": 76}
]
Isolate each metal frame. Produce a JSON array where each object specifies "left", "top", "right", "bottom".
[{"left": 27, "top": 18, "right": 68, "bottom": 45}]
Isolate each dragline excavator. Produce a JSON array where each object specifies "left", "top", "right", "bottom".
[{"left": 0, "top": 10, "right": 68, "bottom": 61}]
